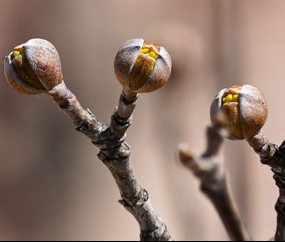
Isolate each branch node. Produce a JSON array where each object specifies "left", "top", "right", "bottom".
[
  {"left": 119, "top": 189, "right": 149, "bottom": 209},
  {"left": 97, "top": 142, "right": 131, "bottom": 161}
]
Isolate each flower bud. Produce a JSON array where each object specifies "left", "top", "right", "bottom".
[
  {"left": 4, "top": 38, "right": 63, "bottom": 94},
  {"left": 210, "top": 85, "right": 268, "bottom": 140},
  {"left": 114, "top": 38, "right": 172, "bottom": 93}
]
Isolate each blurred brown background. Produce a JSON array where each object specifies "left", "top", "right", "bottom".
[{"left": 0, "top": 0, "right": 283, "bottom": 240}]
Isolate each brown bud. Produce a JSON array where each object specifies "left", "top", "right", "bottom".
[
  {"left": 4, "top": 38, "right": 63, "bottom": 94},
  {"left": 210, "top": 85, "right": 268, "bottom": 140},
  {"left": 114, "top": 38, "right": 172, "bottom": 93}
]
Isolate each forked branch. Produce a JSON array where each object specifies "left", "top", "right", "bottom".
[
  {"left": 178, "top": 126, "right": 252, "bottom": 241},
  {"left": 48, "top": 81, "right": 171, "bottom": 241}
]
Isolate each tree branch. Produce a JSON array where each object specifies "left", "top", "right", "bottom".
[
  {"left": 247, "top": 132, "right": 285, "bottom": 241},
  {"left": 178, "top": 126, "right": 252, "bottom": 241},
  {"left": 47, "top": 81, "right": 171, "bottom": 241}
]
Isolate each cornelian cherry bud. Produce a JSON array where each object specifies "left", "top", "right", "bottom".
[
  {"left": 210, "top": 85, "right": 268, "bottom": 140},
  {"left": 114, "top": 38, "right": 172, "bottom": 93},
  {"left": 4, "top": 38, "right": 63, "bottom": 94}
]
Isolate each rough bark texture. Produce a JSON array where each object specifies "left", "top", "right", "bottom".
[
  {"left": 247, "top": 132, "right": 285, "bottom": 241},
  {"left": 178, "top": 126, "right": 252, "bottom": 241},
  {"left": 48, "top": 81, "right": 171, "bottom": 241}
]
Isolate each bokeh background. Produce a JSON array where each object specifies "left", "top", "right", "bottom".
[{"left": 0, "top": 0, "right": 283, "bottom": 240}]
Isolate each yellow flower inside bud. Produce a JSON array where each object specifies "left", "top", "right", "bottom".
[
  {"left": 221, "top": 91, "right": 243, "bottom": 139},
  {"left": 139, "top": 47, "right": 159, "bottom": 60},
  {"left": 129, "top": 42, "right": 160, "bottom": 91},
  {"left": 211, "top": 85, "right": 268, "bottom": 140},
  {"left": 13, "top": 51, "right": 21, "bottom": 57},
  {"left": 13, "top": 45, "right": 25, "bottom": 57},
  {"left": 12, "top": 45, "right": 45, "bottom": 90},
  {"left": 222, "top": 94, "right": 239, "bottom": 104}
]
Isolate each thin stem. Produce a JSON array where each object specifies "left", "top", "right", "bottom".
[
  {"left": 178, "top": 126, "right": 252, "bottom": 241},
  {"left": 246, "top": 132, "right": 277, "bottom": 160},
  {"left": 247, "top": 132, "right": 285, "bottom": 241},
  {"left": 47, "top": 81, "right": 104, "bottom": 140},
  {"left": 47, "top": 82, "right": 171, "bottom": 241}
]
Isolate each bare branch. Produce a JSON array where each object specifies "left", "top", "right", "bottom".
[
  {"left": 178, "top": 126, "right": 252, "bottom": 241},
  {"left": 48, "top": 82, "right": 171, "bottom": 241},
  {"left": 247, "top": 132, "right": 285, "bottom": 242}
]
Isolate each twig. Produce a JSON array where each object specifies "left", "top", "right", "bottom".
[
  {"left": 178, "top": 126, "right": 252, "bottom": 241},
  {"left": 47, "top": 81, "right": 172, "bottom": 241},
  {"left": 246, "top": 132, "right": 277, "bottom": 160},
  {"left": 247, "top": 132, "right": 285, "bottom": 241}
]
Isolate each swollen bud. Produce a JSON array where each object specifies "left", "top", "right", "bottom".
[
  {"left": 114, "top": 38, "right": 172, "bottom": 93},
  {"left": 4, "top": 38, "right": 63, "bottom": 94},
  {"left": 210, "top": 85, "right": 268, "bottom": 140}
]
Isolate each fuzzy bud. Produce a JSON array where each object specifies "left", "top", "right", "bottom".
[
  {"left": 4, "top": 38, "right": 63, "bottom": 94},
  {"left": 210, "top": 85, "right": 268, "bottom": 140},
  {"left": 114, "top": 38, "right": 172, "bottom": 93}
]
